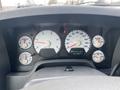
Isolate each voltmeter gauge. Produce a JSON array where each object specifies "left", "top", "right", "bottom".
[
  {"left": 19, "top": 52, "right": 32, "bottom": 65},
  {"left": 92, "top": 50, "right": 105, "bottom": 63},
  {"left": 18, "top": 36, "right": 32, "bottom": 49},
  {"left": 92, "top": 35, "right": 105, "bottom": 48}
]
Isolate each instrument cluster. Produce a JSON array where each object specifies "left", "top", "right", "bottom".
[{"left": 17, "top": 25, "right": 105, "bottom": 66}]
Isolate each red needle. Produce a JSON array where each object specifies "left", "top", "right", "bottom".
[
  {"left": 67, "top": 43, "right": 77, "bottom": 48},
  {"left": 35, "top": 41, "right": 46, "bottom": 44}
]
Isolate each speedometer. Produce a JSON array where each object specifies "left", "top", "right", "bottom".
[
  {"left": 65, "top": 30, "right": 91, "bottom": 53},
  {"left": 34, "top": 30, "right": 61, "bottom": 54}
]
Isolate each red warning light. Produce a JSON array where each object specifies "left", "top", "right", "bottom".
[{"left": 64, "top": 24, "right": 68, "bottom": 35}]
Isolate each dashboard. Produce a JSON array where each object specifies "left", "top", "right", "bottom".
[
  {"left": 0, "top": 6, "right": 120, "bottom": 73},
  {"left": 2, "top": 16, "right": 119, "bottom": 72},
  {"left": 5, "top": 22, "right": 114, "bottom": 72},
  {"left": 2, "top": 17, "right": 120, "bottom": 73},
  {"left": 17, "top": 24, "right": 105, "bottom": 65},
  {"left": 1, "top": 6, "right": 120, "bottom": 90}
]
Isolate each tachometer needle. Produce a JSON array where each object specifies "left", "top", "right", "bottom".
[{"left": 35, "top": 41, "right": 46, "bottom": 44}]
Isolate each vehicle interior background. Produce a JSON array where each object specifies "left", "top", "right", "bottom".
[{"left": 1, "top": 6, "right": 120, "bottom": 90}]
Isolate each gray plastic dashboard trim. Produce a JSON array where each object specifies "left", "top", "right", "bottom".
[
  {"left": 1, "top": 6, "right": 120, "bottom": 20},
  {"left": 22, "top": 76, "right": 120, "bottom": 90},
  {"left": 31, "top": 59, "right": 95, "bottom": 73},
  {"left": 7, "top": 59, "right": 95, "bottom": 90}
]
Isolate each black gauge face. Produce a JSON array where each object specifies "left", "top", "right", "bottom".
[
  {"left": 34, "top": 30, "right": 61, "bottom": 54},
  {"left": 65, "top": 30, "right": 91, "bottom": 53}
]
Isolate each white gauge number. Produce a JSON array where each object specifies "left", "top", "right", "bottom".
[
  {"left": 18, "top": 36, "right": 32, "bottom": 49},
  {"left": 19, "top": 52, "right": 32, "bottom": 65},
  {"left": 34, "top": 30, "right": 61, "bottom": 54},
  {"left": 92, "top": 50, "right": 105, "bottom": 63},
  {"left": 92, "top": 35, "right": 105, "bottom": 48},
  {"left": 65, "top": 30, "right": 91, "bottom": 53}
]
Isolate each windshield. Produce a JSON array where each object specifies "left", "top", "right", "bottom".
[{"left": 0, "top": 0, "right": 120, "bottom": 10}]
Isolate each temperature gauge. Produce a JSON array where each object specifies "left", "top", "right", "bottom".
[
  {"left": 92, "top": 50, "right": 105, "bottom": 63},
  {"left": 19, "top": 52, "right": 32, "bottom": 65},
  {"left": 18, "top": 36, "right": 32, "bottom": 49}
]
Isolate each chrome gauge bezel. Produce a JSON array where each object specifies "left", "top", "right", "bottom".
[
  {"left": 92, "top": 35, "right": 105, "bottom": 48},
  {"left": 19, "top": 52, "right": 32, "bottom": 65},
  {"left": 18, "top": 35, "right": 32, "bottom": 49},
  {"left": 92, "top": 50, "right": 105, "bottom": 63}
]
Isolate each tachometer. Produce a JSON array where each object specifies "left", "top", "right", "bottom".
[
  {"left": 18, "top": 36, "right": 32, "bottom": 49},
  {"left": 34, "top": 30, "right": 61, "bottom": 54},
  {"left": 19, "top": 52, "right": 32, "bottom": 65},
  {"left": 65, "top": 30, "right": 91, "bottom": 53}
]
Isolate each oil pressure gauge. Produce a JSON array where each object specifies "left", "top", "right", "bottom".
[
  {"left": 92, "top": 50, "right": 105, "bottom": 63},
  {"left": 92, "top": 35, "right": 105, "bottom": 48},
  {"left": 19, "top": 52, "right": 32, "bottom": 65},
  {"left": 18, "top": 36, "right": 32, "bottom": 49}
]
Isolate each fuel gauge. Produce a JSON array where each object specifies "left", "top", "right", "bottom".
[{"left": 92, "top": 35, "right": 105, "bottom": 48}]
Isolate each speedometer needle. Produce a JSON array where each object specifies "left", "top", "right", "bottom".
[{"left": 67, "top": 43, "right": 77, "bottom": 48}]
